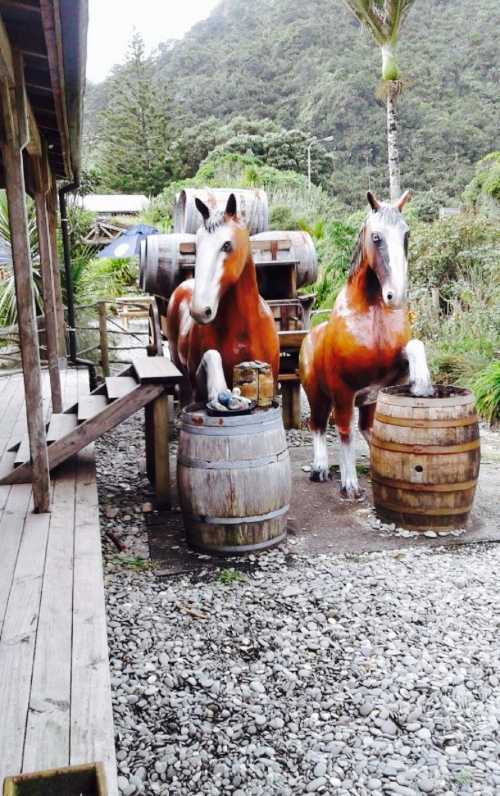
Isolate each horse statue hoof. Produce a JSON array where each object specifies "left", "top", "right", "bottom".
[
  {"left": 310, "top": 467, "right": 330, "bottom": 483},
  {"left": 340, "top": 485, "right": 365, "bottom": 501}
]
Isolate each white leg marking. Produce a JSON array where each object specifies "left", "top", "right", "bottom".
[
  {"left": 196, "top": 350, "right": 228, "bottom": 402},
  {"left": 405, "top": 339, "right": 433, "bottom": 397},
  {"left": 311, "top": 430, "right": 329, "bottom": 482},
  {"left": 338, "top": 432, "right": 361, "bottom": 499}
]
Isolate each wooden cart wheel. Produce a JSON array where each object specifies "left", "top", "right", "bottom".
[{"left": 147, "top": 299, "right": 163, "bottom": 357}]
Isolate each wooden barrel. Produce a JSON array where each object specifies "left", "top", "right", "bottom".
[
  {"left": 139, "top": 233, "right": 196, "bottom": 297},
  {"left": 178, "top": 404, "right": 291, "bottom": 553},
  {"left": 370, "top": 385, "right": 480, "bottom": 531},
  {"left": 250, "top": 231, "right": 318, "bottom": 289},
  {"left": 174, "top": 188, "right": 269, "bottom": 235}
]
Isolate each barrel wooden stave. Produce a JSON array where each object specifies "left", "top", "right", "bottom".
[
  {"left": 174, "top": 188, "right": 269, "bottom": 236},
  {"left": 178, "top": 405, "right": 291, "bottom": 553},
  {"left": 139, "top": 233, "right": 196, "bottom": 297},
  {"left": 370, "top": 387, "right": 480, "bottom": 531},
  {"left": 250, "top": 230, "right": 318, "bottom": 288}
]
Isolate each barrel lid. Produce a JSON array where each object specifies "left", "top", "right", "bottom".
[
  {"left": 378, "top": 384, "right": 474, "bottom": 408},
  {"left": 181, "top": 402, "right": 282, "bottom": 429}
]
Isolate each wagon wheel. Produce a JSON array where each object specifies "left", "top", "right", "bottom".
[{"left": 147, "top": 299, "right": 163, "bottom": 357}]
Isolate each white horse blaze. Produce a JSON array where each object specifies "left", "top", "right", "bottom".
[{"left": 190, "top": 224, "right": 232, "bottom": 322}]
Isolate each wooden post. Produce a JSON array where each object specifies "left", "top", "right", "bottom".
[
  {"left": 152, "top": 393, "right": 170, "bottom": 508},
  {"left": 47, "top": 182, "right": 67, "bottom": 359},
  {"left": 0, "top": 75, "right": 50, "bottom": 512},
  {"left": 97, "top": 301, "right": 110, "bottom": 377},
  {"left": 281, "top": 378, "right": 301, "bottom": 430},
  {"left": 33, "top": 152, "right": 63, "bottom": 413}
]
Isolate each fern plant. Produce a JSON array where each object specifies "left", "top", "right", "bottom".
[
  {"left": 0, "top": 191, "right": 41, "bottom": 327},
  {"left": 471, "top": 361, "right": 500, "bottom": 426}
]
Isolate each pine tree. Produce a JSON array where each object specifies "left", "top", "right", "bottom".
[{"left": 96, "top": 32, "right": 174, "bottom": 195}]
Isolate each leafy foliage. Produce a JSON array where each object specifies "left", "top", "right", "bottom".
[
  {"left": 0, "top": 191, "right": 41, "bottom": 327},
  {"left": 76, "top": 257, "right": 138, "bottom": 306},
  {"left": 463, "top": 152, "right": 500, "bottom": 217},
  {"left": 472, "top": 362, "right": 500, "bottom": 425},
  {"left": 84, "top": 0, "right": 499, "bottom": 206}
]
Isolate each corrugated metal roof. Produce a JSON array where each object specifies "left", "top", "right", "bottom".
[{"left": 76, "top": 194, "right": 151, "bottom": 214}]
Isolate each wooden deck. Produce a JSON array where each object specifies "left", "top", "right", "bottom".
[{"left": 0, "top": 368, "right": 117, "bottom": 793}]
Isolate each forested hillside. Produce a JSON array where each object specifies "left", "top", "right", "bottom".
[{"left": 83, "top": 0, "right": 499, "bottom": 205}]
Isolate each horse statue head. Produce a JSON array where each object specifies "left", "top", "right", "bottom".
[
  {"left": 350, "top": 190, "right": 411, "bottom": 308},
  {"left": 190, "top": 193, "right": 250, "bottom": 324}
]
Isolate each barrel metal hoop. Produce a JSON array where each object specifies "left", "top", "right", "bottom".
[
  {"left": 178, "top": 451, "right": 288, "bottom": 470},
  {"left": 371, "top": 474, "right": 478, "bottom": 493},
  {"left": 187, "top": 504, "right": 290, "bottom": 526},
  {"left": 187, "top": 531, "right": 287, "bottom": 554},
  {"left": 370, "top": 437, "right": 480, "bottom": 455},
  {"left": 374, "top": 502, "right": 473, "bottom": 517},
  {"left": 181, "top": 420, "right": 282, "bottom": 437},
  {"left": 374, "top": 413, "right": 479, "bottom": 429}
]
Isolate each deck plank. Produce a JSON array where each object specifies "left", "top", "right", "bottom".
[
  {"left": 0, "top": 484, "right": 33, "bottom": 638},
  {"left": 0, "top": 509, "right": 50, "bottom": 785},
  {"left": 23, "top": 462, "right": 77, "bottom": 774},
  {"left": 71, "top": 449, "right": 117, "bottom": 793},
  {"left": 105, "top": 376, "right": 137, "bottom": 400}
]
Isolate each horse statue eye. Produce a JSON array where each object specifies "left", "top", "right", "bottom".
[
  {"left": 221, "top": 241, "right": 232, "bottom": 253},
  {"left": 372, "top": 233, "right": 381, "bottom": 244}
]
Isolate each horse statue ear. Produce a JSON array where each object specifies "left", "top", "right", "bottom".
[
  {"left": 395, "top": 190, "right": 412, "bottom": 211},
  {"left": 225, "top": 193, "right": 238, "bottom": 219},
  {"left": 195, "top": 198, "right": 210, "bottom": 222},
  {"left": 367, "top": 191, "right": 381, "bottom": 211}
]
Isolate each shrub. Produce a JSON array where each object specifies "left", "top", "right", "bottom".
[
  {"left": 77, "top": 257, "right": 138, "bottom": 305},
  {"left": 471, "top": 361, "right": 500, "bottom": 425}
]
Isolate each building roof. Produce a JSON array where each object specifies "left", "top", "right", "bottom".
[
  {"left": 77, "top": 194, "right": 151, "bottom": 215},
  {"left": 0, "top": 0, "right": 88, "bottom": 182}
]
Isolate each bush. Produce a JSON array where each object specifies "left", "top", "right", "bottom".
[
  {"left": 471, "top": 361, "right": 500, "bottom": 425},
  {"left": 77, "top": 257, "right": 139, "bottom": 305}
]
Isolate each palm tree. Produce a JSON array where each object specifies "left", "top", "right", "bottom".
[
  {"left": 0, "top": 191, "right": 41, "bottom": 327},
  {"left": 342, "top": 0, "right": 416, "bottom": 202}
]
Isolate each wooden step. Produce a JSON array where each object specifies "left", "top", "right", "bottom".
[
  {"left": 78, "top": 395, "right": 108, "bottom": 422},
  {"left": 46, "top": 412, "right": 78, "bottom": 443},
  {"left": 14, "top": 435, "right": 31, "bottom": 467},
  {"left": 105, "top": 376, "right": 138, "bottom": 400},
  {"left": 133, "top": 356, "right": 182, "bottom": 384}
]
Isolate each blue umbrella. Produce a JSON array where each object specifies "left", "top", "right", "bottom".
[{"left": 98, "top": 224, "right": 159, "bottom": 259}]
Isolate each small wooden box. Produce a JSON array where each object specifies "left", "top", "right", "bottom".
[
  {"left": 3, "top": 762, "right": 108, "bottom": 796},
  {"left": 233, "top": 361, "right": 274, "bottom": 407}
]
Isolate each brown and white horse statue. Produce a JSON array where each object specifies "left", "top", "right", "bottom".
[
  {"left": 300, "top": 190, "right": 433, "bottom": 498},
  {"left": 167, "top": 193, "right": 279, "bottom": 401}
]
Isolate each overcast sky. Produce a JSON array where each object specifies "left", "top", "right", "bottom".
[{"left": 87, "top": 0, "right": 220, "bottom": 83}]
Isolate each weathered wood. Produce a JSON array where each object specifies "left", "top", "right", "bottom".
[
  {"left": 371, "top": 386, "right": 481, "bottom": 531},
  {"left": 105, "top": 375, "right": 137, "bottom": 400},
  {"left": 46, "top": 182, "right": 66, "bottom": 358},
  {"left": 2, "top": 382, "right": 165, "bottom": 483},
  {"left": 23, "top": 462, "right": 76, "bottom": 773},
  {"left": 152, "top": 393, "right": 171, "bottom": 508},
  {"left": 77, "top": 394, "right": 108, "bottom": 422},
  {"left": 71, "top": 449, "right": 117, "bottom": 793},
  {"left": 46, "top": 411, "right": 78, "bottom": 442},
  {"left": 0, "top": 483, "right": 32, "bottom": 637},
  {"left": 1, "top": 79, "right": 50, "bottom": 511},
  {"left": 133, "top": 355, "right": 183, "bottom": 384},
  {"left": 178, "top": 405, "right": 291, "bottom": 553},
  {"left": 33, "top": 154, "right": 63, "bottom": 412},
  {"left": 0, "top": 508, "right": 50, "bottom": 783},
  {"left": 97, "top": 301, "right": 110, "bottom": 377},
  {"left": 281, "top": 377, "right": 301, "bottom": 430}
]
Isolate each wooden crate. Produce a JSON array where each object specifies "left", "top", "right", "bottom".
[{"left": 3, "top": 762, "right": 107, "bottom": 796}]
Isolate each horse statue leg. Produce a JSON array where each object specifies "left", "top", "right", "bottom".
[
  {"left": 195, "top": 349, "right": 229, "bottom": 402},
  {"left": 333, "top": 388, "right": 363, "bottom": 500},
  {"left": 404, "top": 339, "right": 433, "bottom": 397}
]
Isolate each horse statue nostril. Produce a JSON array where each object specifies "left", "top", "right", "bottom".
[
  {"left": 387, "top": 292, "right": 393, "bottom": 302},
  {"left": 204, "top": 307, "right": 212, "bottom": 319}
]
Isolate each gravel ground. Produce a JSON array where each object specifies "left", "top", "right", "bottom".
[{"left": 96, "top": 414, "right": 500, "bottom": 796}]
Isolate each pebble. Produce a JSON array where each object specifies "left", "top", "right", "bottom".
[{"left": 97, "top": 411, "right": 500, "bottom": 796}]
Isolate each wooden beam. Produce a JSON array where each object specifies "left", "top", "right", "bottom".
[
  {"left": 39, "top": 0, "right": 71, "bottom": 176},
  {"left": 0, "top": 16, "right": 42, "bottom": 155},
  {"left": 1, "top": 79, "right": 50, "bottom": 511},
  {"left": 46, "top": 181, "right": 66, "bottom": 358},
  {"left": 0, "top": 1, "right": 42, "bottom": 14},
  {"left": 33, "top": 151, "right": 63, "bottom": 412}
]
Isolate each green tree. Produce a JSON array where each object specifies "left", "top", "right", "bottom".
[
  {"left": 96, "top": 32, "right": 174, "bottom": 195},
  {"left": 342, "top": 0, "right": 416, "bottom": 201}
]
